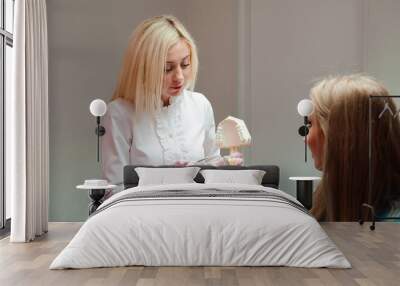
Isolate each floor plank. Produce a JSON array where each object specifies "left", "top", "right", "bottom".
[{"left": 0, "top": 222, "right": 399, "bottom": 286}]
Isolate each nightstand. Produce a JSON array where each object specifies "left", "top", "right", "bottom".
[
  {"left": 289, "top": 176, "right": 321, "bottom": 210},
  {"left": 76, "top": 180, "right": 116, "bottom": 215}
]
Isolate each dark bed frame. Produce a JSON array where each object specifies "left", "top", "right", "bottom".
[{"left": 123, "top": 165, "right": 280, "bottom": 189}]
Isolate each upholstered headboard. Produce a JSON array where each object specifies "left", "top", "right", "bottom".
[{"left": 123, "top": 165, "right": 280, "bottom": 189}]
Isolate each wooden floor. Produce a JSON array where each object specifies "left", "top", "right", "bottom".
[{"left": 0, "top": 222, "right": 399, "bottom": 286}]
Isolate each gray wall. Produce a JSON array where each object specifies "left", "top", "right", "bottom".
[
  {"left": 244, "top": 0, "right": 400, "bottom": 197},
  {"left": 179, "top": 0, "right": 238, "bottom": 124},
  {"left": 48, "top": 0, "right": 400, "bottom": 221},
  {"left": 247, "top": 0, "right": 364, "bottom": 196},
  {"left": 363, "top": 0, "right": 400, "bottom": 95}
]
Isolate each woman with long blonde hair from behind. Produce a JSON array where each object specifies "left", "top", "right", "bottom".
[
  {"left": 308, "top": 74, "right": 400, "bottom": 221},
  {"left": 101, "top": 15, "right": 221, "bottom": 194}
]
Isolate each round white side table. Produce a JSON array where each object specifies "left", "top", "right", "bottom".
[
  {"left": 76, "top": 181, "right": 116, "bottom": 215},
  {"left": 289, "top": 176, "right": 321, "bottom": 210}
]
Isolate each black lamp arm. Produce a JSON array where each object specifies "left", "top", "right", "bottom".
[
  {"left": 297, "top": 116, "right": 310, "bottom": 162},
  {"left": 95, "top": 116, "right": 106, "bottom": 162}
]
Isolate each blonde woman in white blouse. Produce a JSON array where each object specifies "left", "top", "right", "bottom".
[{"left": 101, "top": 15, "right": 221, "bottom": 192}]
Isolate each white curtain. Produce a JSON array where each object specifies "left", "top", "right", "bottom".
[{"left": 8, "top": 0, "right": 49, "bottom": 242}]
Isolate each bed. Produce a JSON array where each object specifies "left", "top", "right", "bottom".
[{"left": 50, "top": 165, "right": 350, "bottom": 269}]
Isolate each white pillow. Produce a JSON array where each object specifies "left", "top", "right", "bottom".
[
  {"left": 200, "top": 169, "right": 266, "bottom": 185},
  {"left": 135, "top": 167, "right": 201, "bottom": 186}
]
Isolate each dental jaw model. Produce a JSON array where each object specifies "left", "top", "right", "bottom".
[{"left": 216, "top": 116, "right": 251, "bottom": 165}]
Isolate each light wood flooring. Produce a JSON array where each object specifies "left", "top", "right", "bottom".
[{"left": 0, "top": 222, "right": 399, "bottom": 286}]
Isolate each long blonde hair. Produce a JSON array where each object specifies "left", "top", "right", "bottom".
[
  {"left": 112, "top": 15, "right": 199, "bottom": 113},
  {"left": 310, "top": 74, "right": 400, "bottom": 221}
]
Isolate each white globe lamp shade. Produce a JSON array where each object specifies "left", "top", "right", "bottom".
[
  {"left": 90, "top": 99, "right": 107, "bottom": 117},
  {"left": 297, "top": 99, "right": 314, "bottom": 117}
]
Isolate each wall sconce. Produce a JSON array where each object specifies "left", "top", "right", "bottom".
[
  {"left": 297, "top": 99, "right": 314, "bottom": 162},
  {"left": 89, "top": 99, "right": 107, "bottom": 162}
]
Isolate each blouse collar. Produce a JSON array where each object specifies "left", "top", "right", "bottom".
[{"left": 161, "top": 90, "right": 185, "bottom": 110}]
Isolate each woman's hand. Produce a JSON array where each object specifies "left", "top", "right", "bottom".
[
  {"left": 224, "top": 152, "right": 244, "bottom": 166},
  {"left": 174, "top": 161, "right": 189, "bottom": 167}
]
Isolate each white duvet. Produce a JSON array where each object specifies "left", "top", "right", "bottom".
[{"left": 50, "top": 183, "right": 351, "bottom": 269}]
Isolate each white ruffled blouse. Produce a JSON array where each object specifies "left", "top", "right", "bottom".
[{"left": 101, "top": 90, "right": 220, "bottom": 187}]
